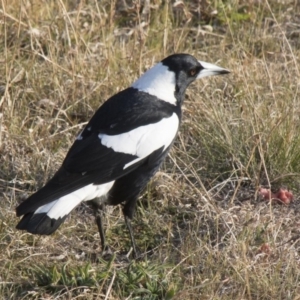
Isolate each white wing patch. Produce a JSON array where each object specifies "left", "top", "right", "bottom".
[
  {"left": 34, "top": 181, "right": 115, "bottom": 219},
  {"left": 76, "top": 127, "right": 92, "bottom": 140},
  {"left": 98, "top": 113, "right": 179, "bottom": 169},
  {"left": 76, "top": 130, "right": 83, "bottom": 140},
  {"left": 132, "top": 62, "right": 177, "bottom": 105}
]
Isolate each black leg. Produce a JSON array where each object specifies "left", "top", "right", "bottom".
[
  {"left": 94, "top": 206, "right": 106, "bottom": 251},
  {"left": 92, "top": 203, "right": 113, "bottom": 258},
  {"left": 124, "top": 215, "right": 138, "bottom": 258}
]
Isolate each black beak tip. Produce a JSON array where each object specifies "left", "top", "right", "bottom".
[{"left": 220, "top": 69, "right": 231, "bottom": 75}]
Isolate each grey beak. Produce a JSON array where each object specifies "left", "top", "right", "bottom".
[{"left": 197, "top": 61, "right": 230, "bottom": 79}]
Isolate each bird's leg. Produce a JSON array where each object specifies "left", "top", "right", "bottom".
[
  {"left": 124, "top": 215, "right": 138, "bottom": 259},
  {"left": 94, "top": 205, "right": 106, "bottom": 251},
  {"left": 92, "top": 202, "right": 114, "bottom": 259}
]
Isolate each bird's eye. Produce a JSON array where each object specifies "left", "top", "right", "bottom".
[{"left": 189, "top": 68, "right": 197, "bottom": 76}]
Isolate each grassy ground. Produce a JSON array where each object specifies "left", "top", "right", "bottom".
[{"left": 1, "top": 0, "right": 300, "bottom": 299}]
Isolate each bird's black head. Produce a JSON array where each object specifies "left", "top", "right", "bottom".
[
  {"left": 162, "top": 53, "right": 230, "bottom": 105},
  {"left": 161, "top": 54, "right": 203, "bottom": 103},
  {"left": 132, "top": 53, "right": 230, "bottom": 106}
]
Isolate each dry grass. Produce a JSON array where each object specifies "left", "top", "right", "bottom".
[{"left": 1, "top": 0, "right": 300, "bottom": 299}]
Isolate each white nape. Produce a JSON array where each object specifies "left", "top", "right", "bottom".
[
  {"left": 132, "top": 62, "right": 177, "bottom": 105},
  {"left": 34, "top": 181, "right": 115, "bottom": 219},
  {"left": 98, "top": 113, "right": 179, "bottom": 169}
]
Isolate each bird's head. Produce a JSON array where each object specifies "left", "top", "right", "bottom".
[{"left": 132, "top": 53, "right": 230, "bottom": 106}]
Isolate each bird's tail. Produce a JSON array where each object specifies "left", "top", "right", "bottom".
[
  {"left": 16, "top": 192, "right": 83, "bottom": 235},
  {"left": 16, "top": 182, "right": 115, "bottom": 235}
]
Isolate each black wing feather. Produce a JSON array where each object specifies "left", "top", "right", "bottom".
[
  {"left": 16, "top": 148, "right": 140, "bottom": 216},
  {"left": 62, "top": 87, "right": 178, "bottom": 173},
  {"left": 16, "top": 87, "right": 178, "bottom": 217}
]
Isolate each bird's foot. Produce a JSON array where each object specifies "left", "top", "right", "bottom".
[
  {"left": 100, "top": 245, "right": 114, "bottom": 260},
  {"left": 127, "top": 246, "right": 143, "bottom": 261}
]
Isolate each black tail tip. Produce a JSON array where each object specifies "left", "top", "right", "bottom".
[{"left": 16, "top": 213, "right": 67, "bottom": 235}]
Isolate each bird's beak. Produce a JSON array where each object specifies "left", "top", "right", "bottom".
[{"left": 197, "top": 61, "right": 230, "bottom": 79}]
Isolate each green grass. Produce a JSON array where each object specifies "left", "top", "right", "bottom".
[{"left": 1, "top": 0, "right": 300, "bottom": 299}]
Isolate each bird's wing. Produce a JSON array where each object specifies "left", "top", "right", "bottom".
[
  {"left": 62, "top": 87, "right": 180, "bottom": 174},
  {"left": 16, "top": 88, "right": 180, "bottom": 216}
]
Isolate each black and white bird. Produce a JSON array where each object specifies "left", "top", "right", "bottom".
[{"left": 16, "top": 53, "right": 229, "bottom": 257}]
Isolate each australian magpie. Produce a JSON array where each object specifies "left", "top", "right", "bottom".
[{"left": 16, "top": 53, "right": 229, "bottom": 257}]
